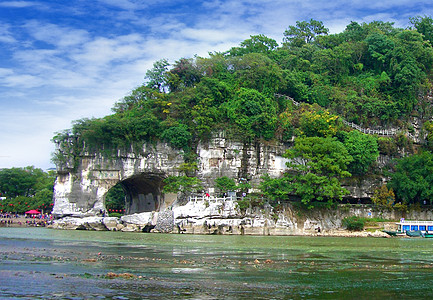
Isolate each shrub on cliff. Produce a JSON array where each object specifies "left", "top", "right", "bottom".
[
  {"left": 342, "top": 216, "right": 365, "bottom": 231},
  {"left": 215, "top": 176, "right": 237, "bottom": 195}
]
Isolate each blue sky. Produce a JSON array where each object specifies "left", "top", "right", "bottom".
[{"left": 0, "top": 0, "right": 432, "bottom": 170}]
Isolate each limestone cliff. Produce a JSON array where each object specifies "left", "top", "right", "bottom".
[
  {"left": 52, "top": 132, "right": 290, "bottom": 218},
  {"left": 52, "top": 131, "right": 386, "bottom": 235}
]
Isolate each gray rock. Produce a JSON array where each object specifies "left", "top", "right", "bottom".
[
  {"left": 121, "top": 224, "right": 139, "bottom": 232},
  {"left": 121, "top": 212, "right": 154, "bottom": 225},
  {"left": 52, "top": 216, "right": 107, "bottom": 230},
  {"left": 154, "top": 210, "right": 174, "bottom": 233},
  {"left": 102, "top": 217, "right": 119, "bottom": 231}
]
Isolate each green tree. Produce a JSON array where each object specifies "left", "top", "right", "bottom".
[
  {"left": 161, "top": 124, "right": 192, "bottom": 149},
  {"left": 0, "top": 166, "right": 46, "bottom": 198},
  {"left": 112, "top": 86, "right": 160, "bottom": 113},
  {"left": 365, "top": 33, "right": 395, "bottom": 71},
  {"left": 371, "top": 185, "right": 395, "bottom": 209},
  {"left": 410, "top": 15, "right": 433, "bottom": 43},
  {"left": 0, "top": 167, "right": 55, "bottom": 213},
  {"left": 34, "top": 189, "right": 54, "bottom": 212},
  {"left": 343, "top": 21, "right": 366, "bottom": 42},
  {"left": 283, "top": 19, "right": 329, "bottom": 47},
  {"left": 168, "top": 58, "right": 202, "bottom": 91},
  {"left": 388, "top": 151, "right": 433, "bottom": 205},
  {"left": 190, "top": 97, "right": 220, "bottom": 140},
  {"left": 285, "top": 137, "right": 353, "bottom": 207},
  {"left": 105, "top": 184, "right": 126, "bottom": 212},
  {"left": 232, "top": 53, "right": 284, "bottom": 94},
  {"left": 394, "top": 30, "right": 433, "bottom": 72},
  {"left": 229, "top": 34, "right": 278, "bottom": 56},
  {"left": 145, "top": 59, "right": 170, "bottom": 92},
  {"left": 311, "top": 43, "right": 354, "bottom": 82},
  {"left": 259, "top": 173, "right": 292, "bottom": 204},
  {"left": 342, "top": 130, "right": 379, "bottom": 175},
  {"left": 162, "top": 176, "right": 203, "bottom": 194},
  {"left": 215, "top": 176, "right": 237, "bottom": 195},
  {"left": 225, "top": 88, "right": 277, "bottom": 139}
]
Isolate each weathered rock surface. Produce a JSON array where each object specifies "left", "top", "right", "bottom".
[
  {"left": 120, "top": 212, "right": 155, "bottom": 225},
  {"left": 121, "top": 224, "right": 140, "bottom": 232},
  {"left": 154, "top": 210, "right": 174, "bottom": 233},
  {"left": 51, "top": 216, "right": 109, "bottom": 231},
  {"left": 102, "top": 217, "right": 119, "bottom": 231},
  {"left": 52, "top": 134, "right": 292, "bottom": 218},
  {"left": 50, "top": 199, "right": 428, "bottom": 238}
]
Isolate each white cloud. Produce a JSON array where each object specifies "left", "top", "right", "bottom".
[
  {"left": 0, "top": 68, "right": 14, "bottom": 76},
  {"left": 0, "top": 72, "right": 43, "bottom": 88},
  {"left": 0, "top": 23, "right": 16, "bottom": 43},
  {"left": 0, "top": 109, "right": 61, "bottom": 169},
  {"left": 71, "top": 34, "right": 144, "bottom": 65},
  {"left": 180, "top": 28, "right": 247, "bottom": 44},
  {"left": 97, "top": 0, "right": 142, "bottom": 10},
  {"left": 23, "top": 21, "right": 90, "bottom": 48},
  {"left": 0, "top": 1, "right": 40, "bottom": 8}
]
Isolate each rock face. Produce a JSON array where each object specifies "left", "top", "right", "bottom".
[
  {"left": 154, "top": 210, "right": 174, "bottom": 233},
  {"left": 52, "top": 133, "right": 289, "bottom": 218},
  {"left": 50, "top": 216, "right": 118, "bottom": 231},
  {"left": 51, "top": 198, "right": 433, "bottom": 237},
  {"left": 52, "top": 132, "right": 390, "bottom": 235}
]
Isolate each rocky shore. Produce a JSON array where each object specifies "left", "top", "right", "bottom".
[
  {"left": 48, "top": 215, "right": 389, "bottom": 237},
  {"left": 49, "top": 199, "right": 393, "bottom": 237}
]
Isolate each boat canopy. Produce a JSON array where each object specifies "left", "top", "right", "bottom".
[{"left": 396, "top": 220, "right": 433, "bottom": 232}]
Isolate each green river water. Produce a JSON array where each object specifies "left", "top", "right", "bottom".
[{"left": 1, "top": 227, "right": 433, "bottom": 299}]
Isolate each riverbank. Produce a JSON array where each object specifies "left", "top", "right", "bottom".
[
  {"left": 49, "top": 200, "right": 408, "bottom": 237},
  {"left": 48, "top": 214, "right": 391, "bottom": 237},
  {"left": 0, "top": 216, "right": 50, "bottom": 228}
]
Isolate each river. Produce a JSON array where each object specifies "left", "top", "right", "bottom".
[{"left": 1, "top": 227, "right": 433, "bottom": 299}]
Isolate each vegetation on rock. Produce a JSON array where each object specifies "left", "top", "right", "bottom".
[
  {"left": 52, "top": 17, "right": 433, "bottom": 210},
  {"left": 342, "top": 216, "right": 365, "bottom": 231}
]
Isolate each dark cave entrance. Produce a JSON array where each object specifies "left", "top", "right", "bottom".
[{"left": 106, "top": 172, "right": 165, "bottom": 215}]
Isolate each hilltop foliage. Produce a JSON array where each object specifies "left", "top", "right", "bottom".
[{"left": 53, "top": 17, "right": 433, "bottom": 209}]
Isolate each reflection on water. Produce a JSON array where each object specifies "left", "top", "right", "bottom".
[{"left": 1, "top": 228, "right": 433, "bottom": 299}]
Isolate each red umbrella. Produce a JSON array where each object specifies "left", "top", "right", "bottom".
[{"left": 25, "top": 209, "right": 41, "bottom": 214}]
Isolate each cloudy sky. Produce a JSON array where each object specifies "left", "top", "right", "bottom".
[{"left": 0, "top": 0, "right": 432, "bottom": 170}]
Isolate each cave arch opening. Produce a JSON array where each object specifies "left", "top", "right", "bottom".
[{"left": 105, "top": 172, "right": 166, "bottom": 216}]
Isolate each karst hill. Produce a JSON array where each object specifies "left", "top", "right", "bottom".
[{"left": 52, "top": 18, "right": 433, "bottom": 220}]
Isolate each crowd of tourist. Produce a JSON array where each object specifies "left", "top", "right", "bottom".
[{"left": 0, "top": 213, "right": 53, "bottom": 227}]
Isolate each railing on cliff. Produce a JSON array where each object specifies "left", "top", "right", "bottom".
[
  {"left": 189, "top": 195, "right": 237, "bottom": 203},
  {"left": 274, "top": 93, "right": 416, "bottom": 139}
]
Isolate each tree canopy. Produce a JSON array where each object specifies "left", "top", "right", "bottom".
[
  {"left": 284, "top": 136, "right": 353, "bottom": 207},
  {"left": 388, "top": 151, "right": 433, "bottom": 205},
  {"left": 55, "top": 17, "right": 433, "bottom": 154}
]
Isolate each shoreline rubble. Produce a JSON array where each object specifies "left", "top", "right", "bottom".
[{"left": 47, "top": 212, "right": 390, "bottom": 238}]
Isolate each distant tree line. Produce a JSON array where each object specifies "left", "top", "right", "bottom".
[{"left": 0, "top": 167, "right": 55, "bottom": 214}]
